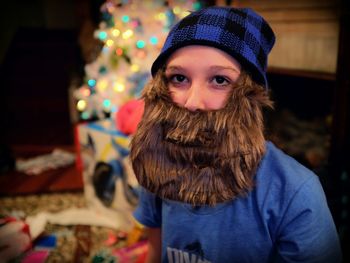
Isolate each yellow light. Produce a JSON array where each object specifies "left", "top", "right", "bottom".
[
  {"left": 113, "top": 83, "right": 125, "bottom": 92},
  {"left": 158, "top": 13, "right": 166, "bottom": 20},
  {"left": 181, "top": 10, "right": 191, "bottom": 18},
  {"left": 106, "top": 39, "right": 114, "bottom": 47},
  {"left": 112, "top": 29, "right": 120, "bottom": 37},
  {"left": 122, "top": 29, "right": 133, "bottom": 39},
  {"left": 173, "top": 6, "right": 181, "bottom": 15},
  {"left": 130, "top": 64, "right": 140, "bottom": 72},
  {"left": 97, "top": 79, "right": 108, "bottom": 91},
  {"left": 77, "top": 100, "right": 87, "bottom": 111}
]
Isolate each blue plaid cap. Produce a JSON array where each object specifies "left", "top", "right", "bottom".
[{"left": 151, "top": 6, "right": 275, "bottom": 88}]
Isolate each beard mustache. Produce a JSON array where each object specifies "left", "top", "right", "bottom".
[{"left": 130, "top": 70, "right": 273, "bottom": 206}]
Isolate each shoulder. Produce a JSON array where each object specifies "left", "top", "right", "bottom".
[
  {"left": 256, "top": 143, "right": 342, "bottom": 262},
  {"left": 253, "top": 141, "right": 326, "bottom": 226},
  {"left": 256, "top": 141, "right": 317, "bottom": 191},
  {"left": 260, "top": 141, "right": 315, "bottom": 177}
]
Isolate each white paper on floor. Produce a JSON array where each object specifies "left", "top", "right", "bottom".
[{"left": 26, "top": 207, "right": 132, "bottom": 240}]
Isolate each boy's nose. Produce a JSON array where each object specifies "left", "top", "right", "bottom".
[{"left": 183, "top": 84, "right": 205, "bottom": 111}]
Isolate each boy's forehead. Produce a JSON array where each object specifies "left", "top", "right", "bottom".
[{"left": 165, "top": 45, "right": 242, "bottom": 71}]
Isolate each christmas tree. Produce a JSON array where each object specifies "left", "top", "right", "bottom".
[{"left": 74, "top": 0, "right": 203, "bottom": 122}]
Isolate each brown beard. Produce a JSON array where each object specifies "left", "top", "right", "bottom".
[{"left": 130, "top": 70, "right": 273, "bottom": 206}]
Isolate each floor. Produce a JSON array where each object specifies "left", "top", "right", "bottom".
[
  {"left": 0, "top": 145, "right": 141, "bottom": 262},
  {"left": 0, "top": 192, "right": 129, "bottom": 262}
]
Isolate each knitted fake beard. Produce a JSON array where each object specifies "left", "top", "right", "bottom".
[{"left": 130, "top": 71, "right": 273, "bottom": 206}]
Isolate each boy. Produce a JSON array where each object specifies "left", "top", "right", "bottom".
[{"left": 130, "top": 6, "right": 342, "bottom": 263}]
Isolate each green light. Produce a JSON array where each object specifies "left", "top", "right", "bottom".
[
  {"left": 193, "top": 2, "right": 202, "bottom": 11},
  {"left": 136, "top": 40, "right": 146, "bottom": 49},
  {"left": 98, "top": 31, "right": 107, "bottom": 40},
  {"left": 81, "top": 112, "right": 90, "bottom": 120},
  {"left": 103, "top": 99, "right": 111, "bottom": 108},
  {"left": 149, "top": 36, "right": 158, "bottom": 45},
  {"left": 87, "top": 79, "right": 96, "bottom": 87},
  {"left": 99, "top": 66, "right": 107, "bottom": 74},
  {"left": 122, "top": 15, "right": 130, "bottom": 23}
]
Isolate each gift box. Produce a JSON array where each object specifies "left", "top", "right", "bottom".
[
  {"left": 75, "top": 119, "right": 139, "bottom": 229},
  {"left": 0, "top": 216, "right": 32, "bottom": 262}
]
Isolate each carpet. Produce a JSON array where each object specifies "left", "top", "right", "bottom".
[{"left": 0, "top": 192, "right": 129, "bottom": 262}]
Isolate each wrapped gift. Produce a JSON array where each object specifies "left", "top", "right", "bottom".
[
  {"left": 0, "top": 216, "right": 32, "bottom": 262},
  {"left": 75, "top": 119, "right": 139, "bottom": 230},
  {"left": 112, "top": 240, "right": 148, "bottom": 263}
]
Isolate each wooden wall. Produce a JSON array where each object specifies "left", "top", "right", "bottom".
[{"left": 217, "top": 0, "right": 341, "bottom": 74}]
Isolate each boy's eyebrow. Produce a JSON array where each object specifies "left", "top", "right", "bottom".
[
  {"left": 209, "top": 65, "right": 240, "bottom": 73},
  {"left": 165, "top": 66, "right": 184, "bottom": 72},
  {"left": 165, "top": 65, "right": 240, "bottom": 73}
]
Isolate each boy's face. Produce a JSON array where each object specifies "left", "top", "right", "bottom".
[
  {"left": 130, "top": 46, "right": 272, "bottom": 205},
  {"left": 165, "top": 45, "right": 241, "bottom": 111}
]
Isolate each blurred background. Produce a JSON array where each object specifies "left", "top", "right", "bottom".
[{"left": 0, "top": 0, "right": 349, "bottom": 262}]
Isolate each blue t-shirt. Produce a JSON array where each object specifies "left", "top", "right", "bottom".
[{"left": 134, "top": 142, "right": 342, "bottom": 263}]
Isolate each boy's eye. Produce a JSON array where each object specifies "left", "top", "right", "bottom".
[
  {"left": 212, "top": 76, "right": 229, "bottom": 85},
  {"left": 170, "top": 74, "right": 187, "bottom": 83}
]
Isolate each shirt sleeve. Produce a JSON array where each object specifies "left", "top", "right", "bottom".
[
  {"left": 275, "top": 176, "right": 342, "bottom": 263},
  {"left": 133, "top": 187, "right": 162, "bottom": 228}
]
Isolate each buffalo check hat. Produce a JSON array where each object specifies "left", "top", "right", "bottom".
[{"left": 151, "top": 6, "right": 275, "bottom": 88}]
